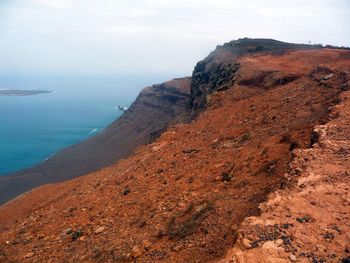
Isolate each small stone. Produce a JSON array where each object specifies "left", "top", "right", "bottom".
[
  {"left": 289, "top": 254, "right": 297, "bottom": 262},
  {"left": 296, "top": 215, "right": 312, "bottom": 223},
  {"left": 95, "top": 226, "right": 106, "bottom": 234},
  {"left": 64, "top": 228, "right": 73, "bottom": 235},
  {"left": 131, "top": 246, "right": 143, "bottom": 258},
  {"left": 322, "top": 232, "right": 335, "bottom": 240},
  {"left": 142, "top": 240, "right": 151, "bottom": 250},
  {"left": 294, "top": 167, "right": 303, "bottom": 175},
  {"left": 71, "top": 229, "right": 83, "bottom": 241},
  {"left": 172, "top": 244, "right": 182, "bottom": 252},
  {"left": 221, "top": 171, "right": 232, "bottom": 182},
  {"left": 37, "top": 233, "right": 46, "bottom": 239},
  {"left": 241, "top": 238, "right": 252, "bottom": 249},
  {"left": 25, "top": 252, "right": 35, "bottom": 258},
  {"left": 182, "top": 148, "right": 199, "bottom": 154},
  {"left": 322, "top": 73, "right": 334, "bottom": 80},
  {"left": 123, "top": 188, "right": 131, "bottom": 196},
  {"left": 66, "top": 207, "right": 77, "bottom": 213},
  {"left": 275, "top": 239, "right": 283, "bottom": 246}
]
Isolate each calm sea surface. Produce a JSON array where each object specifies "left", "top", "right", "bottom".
[{"left": 0, "top": 74, "right": 173, "bottom": 175}]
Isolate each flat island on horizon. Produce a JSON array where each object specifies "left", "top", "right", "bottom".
[{"left": 0, "top": 89, "right": 52, "bottom": 96}]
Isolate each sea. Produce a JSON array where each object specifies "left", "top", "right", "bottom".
[{"left": 0, "top": 74, "right": 173, "bottom": 175}]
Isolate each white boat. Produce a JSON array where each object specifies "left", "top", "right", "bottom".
[{"left": 115, "top": 105, "right": 128, "bottom": 112}]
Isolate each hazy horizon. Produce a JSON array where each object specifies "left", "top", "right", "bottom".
[{"left": 1, "top": 0, "right": 349, "bottom": 76}]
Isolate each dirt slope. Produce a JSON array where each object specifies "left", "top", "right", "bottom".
[
  {"left": 0, "top": 77, "right": 191, "bottom": 205},
  {"left": 0, "top": 47, "right": 349, "bottom": 263},
  {"left": 222, "top": 81, "right": 350, "bottom": 262}
]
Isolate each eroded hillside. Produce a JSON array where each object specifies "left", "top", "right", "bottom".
[
  {"left": 222, "top": 86, "right": 350, "bottom": 263},
  {"left": 0, "top": 41, "right": 349, "bottom": 263}
]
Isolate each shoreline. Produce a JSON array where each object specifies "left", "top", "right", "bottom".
[{"left": 0, "top": 77, "right": 192, "bottom": 204}]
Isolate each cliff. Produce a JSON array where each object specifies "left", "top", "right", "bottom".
[
  {"left": 189, "top": 38, "right": 315, "bottom": 111},
  {"left": 0, "top": 39, "right": 349, "bottom": 263},
  {"left": 0, "top": 77, "right": 191, "bottom": 204}
]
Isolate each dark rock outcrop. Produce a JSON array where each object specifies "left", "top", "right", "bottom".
[
  {"left": 190, "top": 61, "right": 239, "bottom": 110},
  {"left": 189, "top": 38, "right": 316, "bottom": 111}
]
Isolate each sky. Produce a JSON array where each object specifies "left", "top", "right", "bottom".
[{"left": 0, "top": 0, "right": 349, "bottom": 76}]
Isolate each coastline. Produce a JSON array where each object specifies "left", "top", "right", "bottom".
[{"left": 0, "top": 77, "right": 192, "bottom": 204}]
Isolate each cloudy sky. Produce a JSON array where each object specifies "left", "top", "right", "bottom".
[{"left": 0, "top": 0, "right": 349, "bottom": 76}]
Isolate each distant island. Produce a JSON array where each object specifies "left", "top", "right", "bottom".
[{"left": 0, "top": 89, "right": 52, "bottom": 96}]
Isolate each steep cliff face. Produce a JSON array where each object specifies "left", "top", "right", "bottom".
[
  {"left": 189, "top": 38, "right": 316, "bottom": 111},
  {"left": 0, "top": 77, "right": 191, "bottom": 205},
  {"left": 190, "top": 60, "right": 239, "bottom": 110}
]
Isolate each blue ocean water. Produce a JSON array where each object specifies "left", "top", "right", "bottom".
[{"left": 0, "top": 74, "right": 172, "bottom": 175}]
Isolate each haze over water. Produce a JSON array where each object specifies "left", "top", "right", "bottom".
[{"left": 0, "top": 74, "right": 171, "bottom": 175}]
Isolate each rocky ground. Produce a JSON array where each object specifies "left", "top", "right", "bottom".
[
  {"left": 222, "top": 89, "right": 350, "bottom": 263},
  {"left": 0, "top": 44, "right": 349, "bottom": 262}
]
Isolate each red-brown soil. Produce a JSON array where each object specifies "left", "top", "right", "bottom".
[
  {"left": 0, "top": 48, "right": 349, "bottom": 263},
  {"left": 222, "top": 89, "right": 350, "bottom": 263}
]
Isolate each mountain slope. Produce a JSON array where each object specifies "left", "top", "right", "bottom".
[
  {"left": 223, "top": 88, "right": 350, "bottom": 263},
  {"left": 0, "top": 40, "right": 349, "bottom": 262}
]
